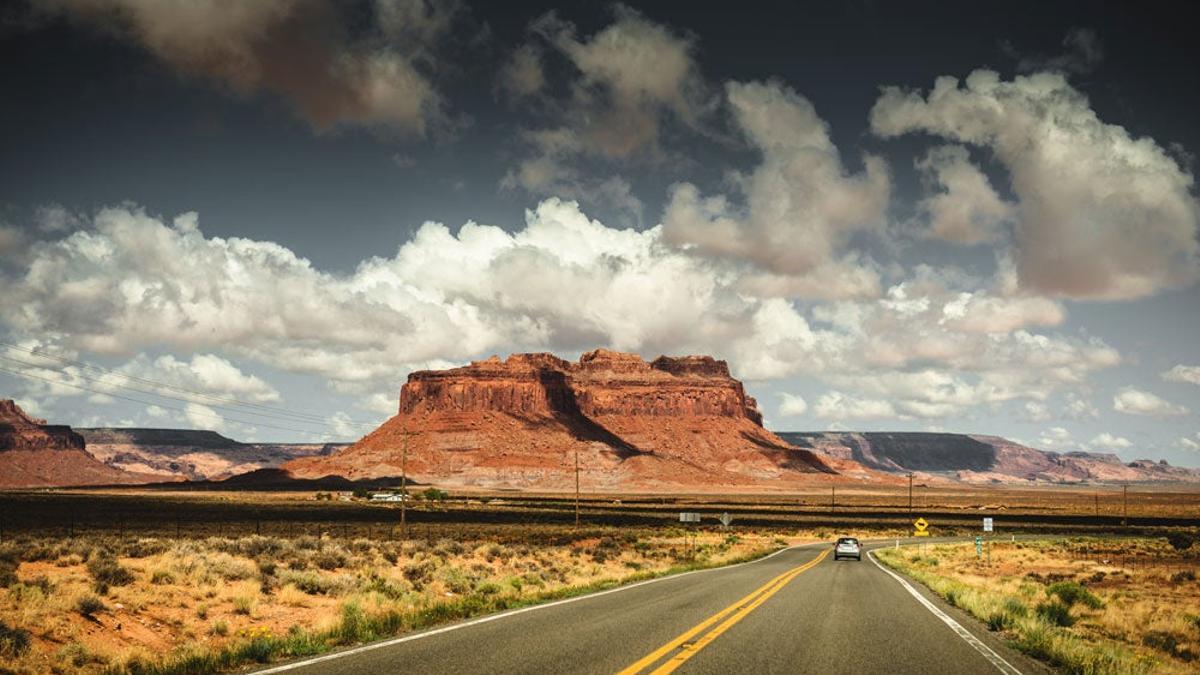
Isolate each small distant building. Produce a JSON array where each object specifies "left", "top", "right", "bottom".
[{"left": 370, "top": 493, "right": 410, "bottom": 502}]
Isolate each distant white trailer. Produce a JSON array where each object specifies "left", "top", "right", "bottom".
[{"left": 371, "top": 493, "right": 410, "bottom": 502}]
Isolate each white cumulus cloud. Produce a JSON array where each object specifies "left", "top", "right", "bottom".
[
  {"left": 871, "top": 69, "right": 1199, "bottom": 300},
  {"left": 663, "top": 80, "right": 889, "bottom": 294},
  {"left": 1113, "top": 388, "right": 1189, "bottom": 417},
  {"left": 1163, "top": 365, "right": 1200, "bottom": 386},
  {"left": 1089, "top": 432, "right": 1132, "bottom": 450},
  {"left": 777, "top": 393, "right": 808, "bottom": 417}
]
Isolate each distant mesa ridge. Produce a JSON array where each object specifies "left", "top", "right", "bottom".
[{"left": 777, "top": 431, "right": 1199, "bottom": 484}]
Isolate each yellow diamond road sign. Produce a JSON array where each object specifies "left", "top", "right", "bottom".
[{"left": 913, "top": 517, "right": 930, "bottom": 537}]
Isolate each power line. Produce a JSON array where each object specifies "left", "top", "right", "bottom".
[
  {"left": 0, "top": 364, "right": 352, "bottom": 438},
  {"left": 0, "top": 340, "right": 382, "bottom": 429}
]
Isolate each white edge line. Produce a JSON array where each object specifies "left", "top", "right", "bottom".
[
  {"left": 868, "top": 548, "right": 1023, "bottom": 675},
  {"left": 255, "top": 542, "right": 813, "bottom": 673}
]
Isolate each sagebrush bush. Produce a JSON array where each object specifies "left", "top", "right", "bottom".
[
  {"left": 1035, "top": 600, "right": 1074, "bottom": 627},
  {"left": 0, "top": 551, "right": 18, "bottom": 588},
  {"left": 1046, "top": 581, "right": 1103, "bottom": 610},
  {"left": 76, "top": 594, "right": 105, "bottom": 617},
  {"left": 87, "top": 552, "right": 134, "bottom": 589},
  {"left": 0, "top": 620, "right": 31, "bottom": 658}
]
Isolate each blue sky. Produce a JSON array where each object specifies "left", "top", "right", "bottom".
[{"left": 1, "top": 1, "right": 1198, "bottom": 466}]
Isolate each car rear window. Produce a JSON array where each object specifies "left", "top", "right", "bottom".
[{"left": 837, "top": 538, "right": 858, "bottom": 545}]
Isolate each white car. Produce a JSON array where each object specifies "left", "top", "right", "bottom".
[{"left": 833, "top": 537, "right": 861, "bottom": 561}]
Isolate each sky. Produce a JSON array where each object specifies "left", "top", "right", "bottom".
[{"left": 1, "top": 1, "right": 1198, "bottom": 466}]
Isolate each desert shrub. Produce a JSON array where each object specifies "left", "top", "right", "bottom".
[
  {"left": 150, "top": 569, "right": 175, "bottom": 585},
  {"left": 87, "top": 553, "right": 134, "bottom": 589},
  {"left": 211, "top": 620, "right": 229, "bottom": 636},
  {"left": 277, "top": 569, "right": 355, "bottom": 596},
  {"left": 1143, "top": 630, "right": 1188, "bottom": 659},
  {"left": 0, "top": 551, "right": 19, "bottom": 587},
  {"left": 0, "top": 620, "right": 31, "bottom": 658},
  {"left": 207, "top": 553, "right": 257, "bottom": 581},
  {"left": 122, "top": 538, "right": 168, "bottom": 558},
  {"left": 257, "top": 560, "right": 277, "bottom": 578},
  {"left": 1035, "top": 600, "right": 1074, "bottom": 627},
  {"left": 336, "top": 602, "right": 369, "bottom": 643},
  {"left": 1170, "top": 570, "right": 1196, "bottom": 583},
  {"left": 474, "top": 581, "right": 502, "bottom": 596},
  {"left": 362, "top": 574, "right": 410, "bottom": 600},
  {"left": 76, "top": 594, "right": 105, "bottom": 617},
  {"left": 313, "top": 547, "right": 349, "bottom": 571},
  {"left": 403, "top": 558, "right": 437, "bottom": 589},
  {"left": 435, "top": 565, "right": 475, "bottom": 594},
  {"left": 58, "top": 643, "right": 107, "bottom": 667},
  {"left": 232, "top": 596, "right": 255, "bottom": 616},
  {"left": 1046, "top": 581, "right": 1103, "bottom": 609},
  {"left": 433, "top": 538, "right": 465, "bottom": 556},
  {"left": 294, "top": 535, "right": 321, "bottom": 551},
  {"left": 1166, "top": 532, "right": 1195, "bottom": 551},
  {"left": 986, "top": 598, "right": 1028, "bottom": 631},
  {"left": 422, "top": 488, "right": 448, "bottom": 501}
]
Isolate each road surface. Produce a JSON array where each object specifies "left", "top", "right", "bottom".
[{"left": 258, "top": 539, "right": 1048, "bottom": 675}]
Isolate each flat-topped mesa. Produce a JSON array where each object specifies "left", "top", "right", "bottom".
[{"left": 396, "top": 350, "right": 764, "bottom": 424}]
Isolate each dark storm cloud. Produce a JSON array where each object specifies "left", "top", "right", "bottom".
[{"left": 29, "top": 0, "right": 466, "bottom": 136}]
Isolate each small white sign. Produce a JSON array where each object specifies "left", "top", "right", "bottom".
[
  {"left": 718, "top": 512, "right": 733, "bottom": 527},
  {"left": 983, "top": 517, "right": 994, "bottom": 532},
  {"left": 679, "top": 512, "right": 701, "bottom": 523}
]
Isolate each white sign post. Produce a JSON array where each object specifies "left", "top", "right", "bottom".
[{"left": 982, "top": 517, "right": 994, "bottom": 566}]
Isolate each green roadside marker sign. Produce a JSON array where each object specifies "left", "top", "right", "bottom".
[{"left": 975, "top": 536, "right": 983, "bottom": 556}]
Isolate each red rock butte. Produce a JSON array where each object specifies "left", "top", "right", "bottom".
[
  {"left": 286, "top": 349, "right": 867, "bottom": 490},
  {"left": 0, "top": 399, "right": 147, "bottom": 488}
]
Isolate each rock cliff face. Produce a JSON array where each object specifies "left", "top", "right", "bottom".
[
  {"left": 287, "top": 350, "right": 845, "bottom": 490},
  {"left": 0, "top": 399, "right": 85, "bottom": 453},
  {"left": 0, "top": 399, "right": 150, "bottom": 488},
  {"left": 398, "top": 350, "right": 762, "bottom": 423}
]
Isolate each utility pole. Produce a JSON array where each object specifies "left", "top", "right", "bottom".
[
  {"left": 907, "top": 473, "right": 914, "bottom": 514},
  {"left": 574, "top": 445, "right": 581, "bottom": 528},
  {"left": 830, "top": 485, "right": 836, "bottom": 512},
  {"left": 400, "top": 424, "right": 410, "bottom": 538},
  {"left": 1122, "top": 484, "right": 1128, "bottom": 526},
  {"left": 1094, "top": 492, "right": 1099, "bottom": 516}
]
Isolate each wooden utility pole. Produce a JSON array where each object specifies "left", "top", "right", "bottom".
[
  {"left": 830, "top": 485, "right": 836, "bottom": 512},
  {"left": 574, "top": 445, "right": 581, "bottom": 528},
  {"left": 1122, "top": 484, "right": 1128, "bottom": 526},
  {"left": 400, "top": 425, "right": 410, "bottom": 538},
  {"left": 907, "top": 473, "right": 914, "bottom": 513}
]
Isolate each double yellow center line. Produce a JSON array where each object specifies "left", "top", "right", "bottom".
[{"left": 618, "top": 548, "right": 829, "bottom": 674}]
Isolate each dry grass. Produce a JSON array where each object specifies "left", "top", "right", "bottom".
[
  {"left": 0, "top": 527, "right": 787, "bottom": 673},
  {"left": 876, "top": 535, "right": 1200, "bottom": 674}
]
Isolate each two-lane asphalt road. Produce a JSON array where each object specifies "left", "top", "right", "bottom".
[{"left": 258, "top": 540, "right": 1048, "bottom": 675}]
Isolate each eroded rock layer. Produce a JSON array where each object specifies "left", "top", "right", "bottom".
[
  {"left": 0, "top": 399, "right": 149, "bottom": 488},
  {"left": 287, "top": 350, "right": 842, "bottom": 490}
]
